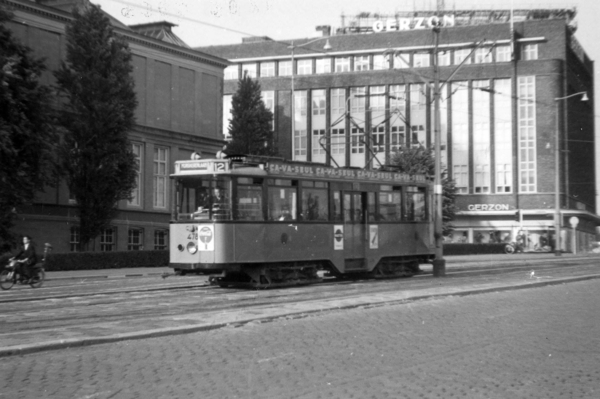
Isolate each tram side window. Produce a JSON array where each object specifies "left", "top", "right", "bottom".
[
  {"left": 406, "top": 186, "right": 426, "bottom": 221},
  {"left": 301, "top": 181, "right": 328, "bottom": 221},
  {"left": 268, "top": 180, "right": 297, "bottom": 221},
  {"left": 332, "top": 191, "right": 343, "bottom": 221},
  {"left": 379, "top": 188, "right": 402, "bottom": 221},
  {"left": 236, "top": 178, "right": 263, "bottom": 221}
]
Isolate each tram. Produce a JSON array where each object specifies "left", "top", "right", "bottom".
[{"left": 169, "top": 155, "right": 435, "bottom": 288}]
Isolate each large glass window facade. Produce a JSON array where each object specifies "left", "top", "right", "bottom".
[
  {"left": 390, "top": 85, "right": 406, "bottom": 152},
  {"left": 222, "top": 94, "right": 233, "bottom": 140},
  {"left": 312, "top": 89, "right": 327, "bottom": 163},
  {"left": 518, "top": 76, "right": 536, "bottom": 192},
  {"left": 452, "top": 81, "right": 469, "bottom": 193},
  {"left": 473, "top": 80, "right": 491, "bottom": 193},
  {"left": 494, "top": 79, "right": 513, "bottom": 193},
  {"left": 293, "top": 90, "right": 308, "bottom": 160},
  {"left": 330, "top": 88, "right": 346, "bottom": 166},
  {"left": 370, "top": 86, "right": 386, "bottom": 163},
  {"left": 350, "top": 87, "right": 366, "bottom": 167},
  {"left": 410, "top": 84, "right": 426, "bottom": 147},
  {"left": 263, "top": 91, "right": 274, "bottom": 130}
]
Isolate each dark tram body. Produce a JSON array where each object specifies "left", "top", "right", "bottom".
[{"left": 170, "top": 156, "right": 435, "bottom": 288}]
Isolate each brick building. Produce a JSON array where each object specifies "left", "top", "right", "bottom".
[
  {"left": 4, "top": 0, "right": 228, "bottom": 252},
  {"left": 198, "top": 9, "right": 598, "bottom": 252}
]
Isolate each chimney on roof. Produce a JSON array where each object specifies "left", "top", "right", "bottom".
[
  {"left": 36, "top": 0, "right": 91, "bottom": 12},
  {"left": 316, "top": 25, "right": 331, "bottom": 37}
]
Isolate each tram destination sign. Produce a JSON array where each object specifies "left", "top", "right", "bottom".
[
  {"left": 267, "top": 162, "right": 427, "bottom": 183},
  {"left": 176, "top": 160, "right": 229, "bottom": 174}
]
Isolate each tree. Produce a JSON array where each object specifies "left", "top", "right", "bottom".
[
  {"left": 0, "top": 6, "right": 57, "bottom": 247},
  {"left": 390, "top": 146, "right": 457, "bottom": 235},
  {"left": 54, "top": 4, "right": 137, "bottom": 250},
  {"left": 227, "top": 73, "right": 275, "bottom": 156}
]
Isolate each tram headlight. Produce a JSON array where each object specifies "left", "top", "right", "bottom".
[{"left": 187, "top": 241, "right": 198, "bottom": 254}]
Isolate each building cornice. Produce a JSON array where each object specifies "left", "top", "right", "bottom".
[{"left": 2, "top": 0, "right": 229, "bottom": 68}]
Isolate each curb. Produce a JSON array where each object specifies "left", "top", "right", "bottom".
[{"left": 2, "top": 274, "right": 599, "bottom": 358}]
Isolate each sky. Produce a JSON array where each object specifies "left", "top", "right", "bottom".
[{"left": 93, "top": 0, "right": 600, "bottom": 209}]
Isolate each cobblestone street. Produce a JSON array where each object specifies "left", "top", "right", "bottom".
[{"left": 2, "top": 279, "right": 599, "bottom": 399}]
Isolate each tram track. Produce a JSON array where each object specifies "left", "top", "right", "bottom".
[{"left": 0, "top": 259, "right": 597, "bottom": 305}]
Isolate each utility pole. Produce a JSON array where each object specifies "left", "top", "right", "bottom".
[{"left": 432, "top": 23, "right": 445, "bottom": 276}]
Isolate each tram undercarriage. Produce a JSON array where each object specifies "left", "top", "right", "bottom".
[{"left": 210, "top": 257, "right": 426, "bottom": 289}]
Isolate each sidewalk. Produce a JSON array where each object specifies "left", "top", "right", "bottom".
[
  {"left": 43, "top": 251, "right": 600, "bottom": 280},
  {"left": 2, "top": 252, "right": 598, "bottom": 358}
]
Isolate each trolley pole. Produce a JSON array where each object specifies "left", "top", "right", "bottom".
[{"left": 432, "top": 25, "right": 446, "bottom": 277}]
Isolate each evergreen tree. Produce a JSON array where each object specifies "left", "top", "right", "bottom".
[
  {"left": 54, "top": 4, "right": 137, "bottom": 250},
  {"left": 227, "top": 73, "right": 275, "bottom": 156},
  {"left": 0, "top": 6, "right": 57, "bottom": 247},
  {"left": 390, "top": 146, "right": 457, "bottom": 235}
]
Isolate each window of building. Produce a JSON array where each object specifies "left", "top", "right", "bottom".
[
  {"left": 293, "top": 91, "right": 308, "bottom": 160},
  {"left": 236, "top": 177, "right": 264, "bottom": 221},
  {"left": 494, "top": 79, "right": 512, "bottom": 193},
  {"left": 452, "top": 82, "right": 469, "bottom": 194},
  {"left": 70, "top": 226, "right": 80, "bottom": 252},
  {"left": 350, "top": 87, "right": 366, "bottom": 114},
  {"left": 316, "top": 58, "right": 331, "bottom": 74},
  {"left": 372, "top": 125, "right": 385, "bottom": 153},
  {"left": 437, "top": 50, "right": 451, "bottom": 66},
  {"left": 312, "top": 129, "right": 326, "bottom": 156},
  {"left": 242, "top": 63, "right": 257, "bottom": 78},
  {"left": 473, "top": 80, "right": 491, "bottom": 193},
  {"left": 128, "top": 143, "right": 143, "bottom": 207},
  {"left": 263, "top": 91, "right": 274, "bottom": 130},
  {"left": 474, "top": 48, "right": 492, "bottom": 64},
  {"left": 354, "top": 55, "right": 370, "bottom": 71},
  {"left": 454, "top": 49, "right": 472, "bottom": 64},
  {"left": 128, "top": 228, "right": 144, "bottom": 251},
  {"left": 521, "top": 43, "right": 538, "bottom": 60},
  {"left": 335, "top": 57, "right": 351, "bottom": 72},
  {"left": 496, "top": 45, "right": 511, "bottom": 62},
  {"left": 297, "top": 59, "right": 312, "bottom": 75},
  {"left": 279, "top": 60, "right": 292, "bottom": 76},
  {"left": 100, "top": 228, "right": 115, "bottom": 251},
  {"left": 312, "top": 89, "right": 326, "bottom": 115},
  {"left": 370, "top": 86, "right": 385, "bottom": 112},
  {"left": 224, "top": 65, "right": 239, "bottom": 80},
  {"left": 331, "top": 128, "right": 345, "bottom": 155},
  {"left": 373, "top": 54, "right": 388, "bottom": 70},
  {"left": 260, "top": 62, "right": 275, "bottom": 77},
  {"left": 393, "top": 53, "right": 409, "bottom": 69},
  {"left": 390, "top": 125, "right": 405, "bottom": 151},
  {"left": 409, "top": 84, "right": 426, "bottom": 147},
  {"left": 331, "top": 88, "right": 346, "bottom": 115},
  {"left": 413, "top": 53, "right": 430, "bottom": 67},
  {"left": 153, "top": 147, "right": 168, "bottom": 208},
  {"left": 154, "top": 230, "right": 168, "bottom": 250},
  {"left": 518, "top": 76, "right": 536, "bottom": 192}
]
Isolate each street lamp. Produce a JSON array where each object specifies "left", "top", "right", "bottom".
[
  {"left": 553, "top": 91, "right": 588, "bottom": 256},
  {"left": 288, "top": 38, "right": 332, "bottom": 158}
]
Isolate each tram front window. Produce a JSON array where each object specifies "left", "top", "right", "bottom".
[{"left": 176, "top": 178, "right": 231, "bottom": 221}]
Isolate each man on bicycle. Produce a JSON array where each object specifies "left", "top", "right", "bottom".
[{"left": 9, "top": 235, "right": 37, "bottom": 283}]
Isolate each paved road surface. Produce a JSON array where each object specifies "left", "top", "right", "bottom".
[{"left": 1, "top": 278, "right": 599, "bottom": 398}]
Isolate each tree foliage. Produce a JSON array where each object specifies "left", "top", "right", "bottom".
[
  {"left": 54, "top": 5, "right": 137, "bottom": 249},
  {"left": 0, "top": 6, "right": 57, "bottom": 247},
  {"left": 390, "top": 146, "right": 457, "bottom": 235},
  {"left": 227, "top": 73, "right": 275, "bottom": 156}
]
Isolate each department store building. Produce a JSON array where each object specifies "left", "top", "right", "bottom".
[{"left": 198, "top": 9, "right": 599, "bottom": 251}]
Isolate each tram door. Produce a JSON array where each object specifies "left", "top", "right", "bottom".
[{"left": 343, "top": 192, "right": 366, "bottom": 269}]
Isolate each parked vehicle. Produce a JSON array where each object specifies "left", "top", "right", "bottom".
[{"left": 1, "top": 243, "right": 52, "bottom": 290}]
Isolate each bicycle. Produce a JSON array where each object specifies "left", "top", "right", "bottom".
[{"left": 1, "top": 243, "right": 52, "bottom": 290}]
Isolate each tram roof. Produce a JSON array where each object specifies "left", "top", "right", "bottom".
[{"left": 172, "top": 157, "right": 431, "bottom": 185}]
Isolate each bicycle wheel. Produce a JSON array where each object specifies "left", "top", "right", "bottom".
[
  {"left": 29, "top": 269, "right": 45, "bottom": 289},
  {"left": 1, "top": 269, "right": 15, "bottom": 290}
]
